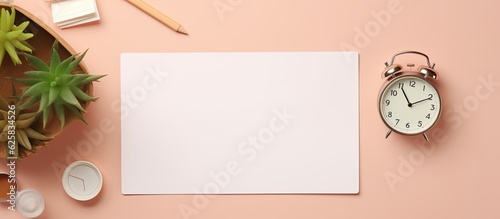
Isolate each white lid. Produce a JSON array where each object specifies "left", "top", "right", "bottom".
[{"left": 16, "top": 189, "right": 45, "bottom": 218}]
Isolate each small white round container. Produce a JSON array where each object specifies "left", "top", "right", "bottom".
[{"left": 16, "top": 189, "right": 45, "bottom": 218}]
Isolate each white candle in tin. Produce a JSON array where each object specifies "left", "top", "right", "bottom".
[{"left": 16, "top": 189, "right": 44, "bottom": 218}]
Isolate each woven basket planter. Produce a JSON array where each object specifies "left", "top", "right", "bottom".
[{"left": 0, "top": 4, "right": 93, "bottom": 159}]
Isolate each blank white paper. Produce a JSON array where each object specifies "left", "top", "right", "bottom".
[{"left": 121, "top": 52, "right": 359, "bottom": 194}]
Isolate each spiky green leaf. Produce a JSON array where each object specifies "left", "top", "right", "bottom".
[
  {"left": 18, "top": 94, "right": 41, "bottom": 110},
  {"left": 38, "top": 92, "right": 49, "bottom": 113},
  {"left": 11, "top": 77, "right": 40, "bottom": 86},
  {"left": 4, "top": 41, "right": 20, "bottom": 64},
  {"left": 60, "top": 86, "right": 84, "bottom": 111},
  {"left": 1, "top": 8, "right": 8, "bottom": 33},
  {"left": 49, "top": 48, "right": 61, "bottom": 73},
  {"left": 67, "top": 49, "right": 87, "bottom": 74},
  {"left": 16, "top": 33, "right": 33, "bottom": 41},
  {"left": 5, "top": 30, "right": 22, "bottom": 40},
  {"left": 12, "top": 21, "right": 29, "bottom": 31},
  {"left": 66, "top": 74, "right": 90, "bottom": 86},
  {"left": 19, "top": 41, "right": 34, "bottom": 52},
  {"left": 24, "top": 71, "right": 53, "bottom": 81},
  {"left": 53, "top": 100, "right": 65, "bottom": 128},
  {"left": 21, "top": 81, "right": 50, "bottom": 98},
  {"left": 59, "top": 74, "right": 75, "bottom": 84},
  {"left": 70, "top": 86, "right": 96, "bottom": 102},
  {"left": 65, "top": 103, "right": 87, "bottom": 124},
  {"left": 16, "top": 112, "right": 37, "bottom": 129},
  {"left": 52, "top": 39, "right": 59, "bottom": 51},
  {"left": 48, "top": 86, "right": 61, "bottom": 106},
  {"left": 24, "top": 127, "right": 51, "bottom": 141},
  {"left": 16, "top": 131, "right": 31, "bottom": 150},
  {"left": 21, "top": 53, "right": 49, "bottom": 71},
  {"left": 76, "top": 74, "right": 105, "bottom": 86},
  {"left": 42, "top": 105, "right": 52, "bottom": 128},
  {"left": 55, "top": 54, "right": 76, "bottom": 76},
  {"left": 8, "top": 6, "right": 15, "bottom": 29},
  {"left": 11, "top": 39, "right": 32, "bottom": 52}
]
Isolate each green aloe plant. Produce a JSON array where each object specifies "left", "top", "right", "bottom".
[
  {"left": 0, "top": 6, "right": 34, "bottom": 66},
  {"left": 15, "top": 40, "right": 104, "bottom": 128}
]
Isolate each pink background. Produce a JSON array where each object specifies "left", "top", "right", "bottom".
[{"left": 1, "top": 0, "right": 499, "bottom": 218}]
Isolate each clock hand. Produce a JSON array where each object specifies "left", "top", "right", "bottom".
[
  {"left": 69, "top": 174, "right": 86, "bottom": 191},
  {"left": 401, "top": 87, "right": 412, "bottom": 107},
  {"left": 411, "top": 97, "right": 432, "bottom": 105}
]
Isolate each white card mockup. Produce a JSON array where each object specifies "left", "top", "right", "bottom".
[
  {"left": 51, "top": 0, "right": 100, "bottom": 28},
  {"left": 121, "top": 52, "right": 359, "bottom": 194}
]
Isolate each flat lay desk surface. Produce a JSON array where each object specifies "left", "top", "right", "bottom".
[{"left": 1, "top": 0, "right": 500, "bottom": 218}]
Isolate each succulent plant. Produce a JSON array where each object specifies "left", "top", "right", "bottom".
[
  {"left": 0, "top": 6, "right": 34, "bottom": 66},
  {"left": 15, "top": 40, "right": 104, "bottom": 128},
  {"left": 0, "top": 96, "right": 51, "bottom": 158}
]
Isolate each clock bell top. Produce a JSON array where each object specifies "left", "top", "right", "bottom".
[{"left": 381, "top": 51, "right": 438, "bottom": 80}]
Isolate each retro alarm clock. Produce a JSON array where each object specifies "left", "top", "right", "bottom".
[{"left": 378, "top": 51, "right": 441, "bottom": 141}]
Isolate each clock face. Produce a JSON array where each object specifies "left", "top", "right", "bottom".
[
  {"left": 62, "top": 161, "right": 103, "bottom": 201},
  {"left": 379, "top": 75, "right": 441, "bottom": 135}
]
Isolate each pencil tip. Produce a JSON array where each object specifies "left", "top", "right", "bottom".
[{"left": 178, "top": 26, "right": 188, "bottom": 35}]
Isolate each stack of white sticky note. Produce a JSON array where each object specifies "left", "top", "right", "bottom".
[{"left": 51, "top": 0, "right": 100, "bottom": 28}]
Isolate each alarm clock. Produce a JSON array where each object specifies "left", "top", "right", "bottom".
[{"left": 378, "top": 51, "right": 441, "bottom": 141}]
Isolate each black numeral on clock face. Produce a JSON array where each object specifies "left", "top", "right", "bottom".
[
  {"left": 409, "top": 81, "right": 416, "bottom": 87},
  {"left": 426, "top": 113, "right": 431, "bottom": 119},
  {"left": 388, "top": 111, "right": 392, "bottom": 118},
  {"left": 385, "top": 100, "right": 390, "bottom": 106},
  {"left": 418, "top": 121, "right": 422, "bottom": 127},
  {"left": 390, "top": 90, "right": 397, "bottom": 96}
]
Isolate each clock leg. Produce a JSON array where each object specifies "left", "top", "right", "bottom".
[
  {"left": 422, "top": 133, "right": 429, "bottom": 142},
  {"left": 385, "top": 130, "right": 392, "bottom": 139}
]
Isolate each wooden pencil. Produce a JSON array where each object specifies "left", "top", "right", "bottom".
[{"left": 125, "top": 0, "right": 188, "bottom": 35}]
